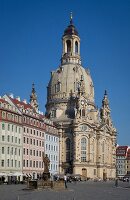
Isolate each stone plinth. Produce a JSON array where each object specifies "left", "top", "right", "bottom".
[{"left": 27, "top": 179, "right": 65, "bottom": 190}]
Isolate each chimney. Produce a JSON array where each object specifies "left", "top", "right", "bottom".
[
  {"left": 16, "top": 96, "right": 20, "bottom": 101},
  {"left": 23, "top": 99, "right": 27, "bottom": 104},
  {"left": 9, "top": 93, "right": 14, "bottom": 98}
]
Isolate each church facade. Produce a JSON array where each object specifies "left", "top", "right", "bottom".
[{"left": 45, "top": 16, "right": 117, "bottom": 180}]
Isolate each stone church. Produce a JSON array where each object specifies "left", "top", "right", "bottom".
[{"left": 45, "top": 15, "right": 117, "bottom": 180}]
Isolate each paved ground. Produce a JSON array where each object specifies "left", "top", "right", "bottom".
[{"left": 0, "top": 181, "right": 130, "bottom": 200}]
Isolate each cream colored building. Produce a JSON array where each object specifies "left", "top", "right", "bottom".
[{"left": 46, "top": 16, "right": 117, "bottom": 180}]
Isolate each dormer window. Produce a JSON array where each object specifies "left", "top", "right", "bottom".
[
  {"left": 51, "top": 110, "right": 56, "bottom": 118},
  {"left": 55, "top": 81, "right": 61, "bottom": 93}
]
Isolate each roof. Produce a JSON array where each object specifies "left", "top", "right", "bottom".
[
  {"left": 0, "top": 98, "right": 8, "bottom": 104},
  {"left": 116, "top": 146, "right": 128, "bottom": 156},
  {"left": 64, "top": 24, "right": 78, "bottom": 36},
  {"left": 10, "top": 97, "right": 33, "bottom": 110}
]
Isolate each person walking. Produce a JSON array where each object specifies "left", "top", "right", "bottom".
[{"left": 64, "top": 174, "right": 67, "bottom": 189}]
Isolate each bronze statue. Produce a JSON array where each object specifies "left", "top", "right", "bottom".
[{"left": 42, "top": 153, "right": 50, "bottom": 173}]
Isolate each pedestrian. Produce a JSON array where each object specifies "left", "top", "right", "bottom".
[
  {"left": 64, "top": 174, "right": 67, "bottom": 189},
  {"left": 115, "top": 178, "right": 118, "bottom": 187}
]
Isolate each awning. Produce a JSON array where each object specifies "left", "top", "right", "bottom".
[{"left": 0, "top": 172, "right": 7, "bottom": 176}]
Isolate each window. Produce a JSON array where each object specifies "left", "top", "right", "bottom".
[
  {"left": 15, "top": 160, "right": 17, "bottom": 167},
  {"left": 30, "top": 138, "right": 32, "bottom": 144},
  {"left": 11, "top": 147, "right": 13, "bottom": 155},
  {"left": 2, "top": 112, "right": 6, "bottom": 119},
  {"left": 2, "top": 123, "right": 5, "bottom": 130},
  {"left": 66, "top": 138, "right": 70, "bottom": 150},
  {"left": 27, "top": 149, "right": 28, "bottom": 155},
  {"left": 30, "top": 149, "right": 32, "bottom": 155},
  {"left": 94, "top": 169, "right": 96, "bottom": 175},
  {"left": 15, "top": 148, "right": 17, "bottom": 155},
  {"left": 30, "top": 160, "right": 32, "bottom": 167},
  {"left": 7, "top": 147, "right": 10, "bottom": 154},
  {"left": 7, "top": 135, "right": 10, "bottom": 142},
  {"left": 39, "top": 151, "right": 41, "bottom": 157},
  {"left": 7, "top": 159, "right": 9, "bottom": 167},
  {"left": 66, "top": 40, "right": 71, "bottom": 53},
  {"left": 102, "top": 141, "right": 105, "bottom": 153},
  {"left": 51, "top": 110, "right": 56, "bottom": 118},
  {"left": 12, "top": 136, "right": 13, "bottom": 142},
  {"left": 55, "top": 82, "right": 61, "bottom": 93},
  {"left": 23, "top": 160, "right": 25, "bottom": 167},
  {"left": 81, "top": 138, "right": 87, "bottom": 162},
  {"left": 8, "top": 124, "right": 10, "bottom": 131},
  {"left": 15, "top": 137, "right": 17, "bottom": 143},
  {"left": 75, "top": 41, "right": 78, "bottom": 53},
  {"left": 66, "top": 138, "right": 71, "bottom": 162},
  {"left": 11, "top": 159, "right": 13, "bottom": 167},
  {"left": 82, "top": 109, "right": 85, "bottom": 117},
  {"left": 2, "top": 147, "right": 4, "bottom": 154},
  {"left": 1, "top": 160, "right": 4, "bottom": 167},
  {"left": 24, "top": 137, "right": 25, "bottom": 143},
  {"left": 2, "top": 135, "right": 5, "bottom": 141},
  {"left": 39, "top": 161, "right": 41, "bottom": 168},
  {"left": 27, "top": 160, "right": 28, "bottom": 167}
]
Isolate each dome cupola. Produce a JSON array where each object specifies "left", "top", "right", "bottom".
[
  {"left": 64, "top": 14, "right": 79, "bottom": 36},
  {"left": 61, "top": 13, "right": 81, "bottom": 65}
]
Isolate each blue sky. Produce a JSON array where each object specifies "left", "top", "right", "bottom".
[{"left": 0, "top": 0, "right": 130, "bottom": 145}]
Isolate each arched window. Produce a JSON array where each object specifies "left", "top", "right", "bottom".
[
  {"left": 66, "top": 138, "right": 71, "bottom": 162},
  {"left": 75, "top": 41, "right": 78, "bottom": 53},
  {"left": 81, "top": 138, "right": 87, "bottom": 162},
  {"left": 66, "top": 40, "right": 71, "bottom": 53}
]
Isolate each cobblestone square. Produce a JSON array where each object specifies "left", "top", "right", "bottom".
[{"left": 0, "top": 181, "right": 130, "bottom": 200}]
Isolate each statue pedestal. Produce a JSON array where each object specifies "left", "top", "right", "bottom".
[
  {"left": 27, "top": 179, "right": 65, "bottom": 190},
  {"left": 42, "top": 172, "right": 50, "bottom": 181}
]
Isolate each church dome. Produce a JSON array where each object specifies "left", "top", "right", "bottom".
[{"left": 47, "top": 63, "right": 94, "bottom": 103}]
